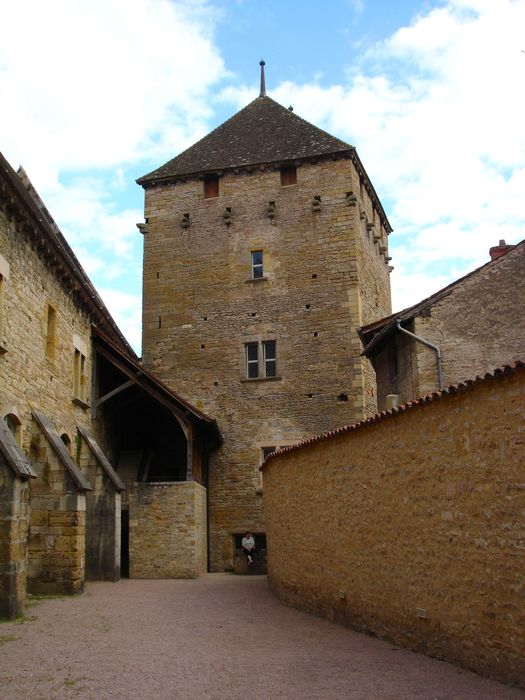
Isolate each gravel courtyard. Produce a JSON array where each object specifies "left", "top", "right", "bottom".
[{"left": 0, "top": 575, "right": 523, "bottom": 700}]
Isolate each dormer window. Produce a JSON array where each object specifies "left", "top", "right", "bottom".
[
  {"left": 204, "top": 175, "right": 219, "bottom": 198},
  {"left": 280, "top": 166, "right": 297, "bottom": 186}
]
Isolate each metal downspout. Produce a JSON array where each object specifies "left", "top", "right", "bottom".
[{"left": 396, "top": 320, "right": 444, "bottom": 390}]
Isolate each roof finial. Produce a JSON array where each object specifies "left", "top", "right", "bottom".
[{"left": 259, "top": 59, "right": 266, "bottom": 97}]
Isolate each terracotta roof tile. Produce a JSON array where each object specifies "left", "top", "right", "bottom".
[{"left": 261, "top": 360, "right": 525, "bottom": 469}]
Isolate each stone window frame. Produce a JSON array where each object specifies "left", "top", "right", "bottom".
[
  {"left": 72, "top": 334, "right": 89, "bottom": 409},
  {"left": 45, "top": 303, "right": 57, "bottom": 362},
  {"left": 251, "top": 250, "right": 264, "bottom": 279},
  {"left": 241, "top": 338, "right": 281, "bottom": 382}
]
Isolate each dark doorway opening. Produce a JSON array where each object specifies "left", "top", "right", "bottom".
[{"left": 121, "top": 509, "right": 129, "bottom": 578}]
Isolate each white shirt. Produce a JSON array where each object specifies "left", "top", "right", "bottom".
[{"left": 242, "top": 535, "right": 255, "bottom": 550}]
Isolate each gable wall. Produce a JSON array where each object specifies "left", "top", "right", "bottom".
[{"left": 413, "top": 243, "right": 525, "bottom": 397}]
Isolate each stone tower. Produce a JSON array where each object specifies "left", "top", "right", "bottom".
[{"left": 137, "top": 68, "right": 392, "bottom": 571}]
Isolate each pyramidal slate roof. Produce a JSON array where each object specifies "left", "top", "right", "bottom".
[{"left": 137, "top": 96, "right": 355, "bottom": 185}]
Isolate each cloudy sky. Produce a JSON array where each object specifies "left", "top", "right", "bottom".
[{"left": 1, "top": 0, "right": 524, "bottom": 352}]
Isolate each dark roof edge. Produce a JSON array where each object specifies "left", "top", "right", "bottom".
[
  {"left": 32, "top": 408, "right": 92, "bottom": 491},
  {"left": 0, "top": 152, "right": 135, "bottom": 357},
  {"left": 136, "top": 147, "right": 353, "bottom": 186},
  {"left": 358, "top": 238, "right": 525, "bottom": 356},
  {"left": 349, "top": 149, "right": 393, "bottom": 234},
  {"left": 261, "top": 360, "right": 525, "bottom": 470},
  {"left": 77, "top": 425, "right": 125, "bottom": 492},
  {"left": 92, "top": 327, "right": 223, "bottom": 446},
  {"left": 137, "top": 147, "right": 392, "bottom": 235}
]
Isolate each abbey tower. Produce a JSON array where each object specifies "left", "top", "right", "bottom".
[{"left": 137, "top": 68, "right": 393, "bottom": 571}]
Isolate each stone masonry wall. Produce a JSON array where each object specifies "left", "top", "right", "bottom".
[
  {"left": 413, "top": 242, "right": 525, "bottom": 399},
  {"left": 0, "top": 460, "right": 30, "bottom": 617},
  {"left": 142, "top": 157, "right": 392, "bottom": 570},
  {"left": 27, "top": 429, "right": 86, "bottom": 594},
  {"left": 0, "top": 207, "right": 93, "bottom": 460},
  {"left": 79, "top": 440, "right": 121, "bottom": 581},
  {"left": 128, "top": 481, "right": 207, "bottom": 578},
  {"left": 0, "top": 189, "right": 103, "bottom": 598},
  {"left": 263, "top": 367, "right": 525, "bottom": 687}
]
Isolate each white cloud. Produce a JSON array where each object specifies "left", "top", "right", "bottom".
[
  {"left": 0, "top": 0, "right": 226, "bottom": 183},
  {"left": 0, "top": 0, "right": 227, "bottom": 350},
  {"left": 228, "top": 0, "right": 525, "bottom": 313},
  {"left": 98, "top": 288, "right": 143, "bottom": 354}
]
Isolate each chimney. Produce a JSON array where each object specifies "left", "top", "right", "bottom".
[{"left": 489, "top": 239, "right": 514, "bottom": 261}]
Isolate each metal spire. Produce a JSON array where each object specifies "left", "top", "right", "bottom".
[{"left": 259, "top": 59, "right": 266, "bottom": 97}]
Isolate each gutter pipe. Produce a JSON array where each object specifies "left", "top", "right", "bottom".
[{"left": 395, "top": 320, "right": 444, "bottom": 390}]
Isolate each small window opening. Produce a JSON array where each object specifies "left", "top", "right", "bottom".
[
  {"left": 60, "top": 433, "right": 72, "bottom": 455},
  {"left": 251, "top": 250, "right": 264, "bottom": 279},
  {"left": 214, "top": 381, "right": 219, "bottom": 386},
  {"left": 158, "top": 316, "right": 162, "bottom": 329},
  {"left": 246, "top": 342, "right": 259, "bottom": 379},
  {"left": 313, "top": 332, "right": 318, "bottom": 337},
  {"left": 201, "top": 344, "right": 205, "bottom": 349},
  {"left": 306, "top": 393, "right": 313, "bottom": 398},
  {"left": 204, "top": 175, "right": 219, "bottom": 198},
  {"left": 250, "top": 312, "right": 257, "bottom": 317},
  {"left": 263, "top": 340, "right": 277, "bottom": 378},
  {"left": 4, "top": 413, "right": 21, "bottom": 445},
  {"left": 280, "top": 166, "right": 297, "bottom": 186},
  {"left": 73, "top": 349, "right": 87, "bottom": 401},
  {"left": 46, "top": 304, "right": 57, "bottom": 360},
  {"left": 203, "top": 316, "right": 208, "bottom": 321},
  {"left": 312, "top": 274, "right": 317, "bottom": 279},
  {"left": 305, "top": 304, "right": 311, "bottom": 310},
  {"left": 337, "top": 393, "right": 349, "bottom": 402},
  {"left": 156, "top": 272, "right": 160, "bottom": 279}
]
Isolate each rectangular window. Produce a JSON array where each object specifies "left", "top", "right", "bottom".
[
  {"left": 263, "top": 340, "right": 277, "bottom": 377},
  {"left": 245, "top": 342, "right": 259, "bottom": 378},
  {"left": 46, "top": 304, "right": 56, "bottom": 360},
  {"left": 204, "top": 174, "right": 219, "bottom": 198},
  {"left": 251, "top": 250, "right": 263, "bottom": 279},
  {"left": 73, "top": 349, "right": 87, "bottom": 400},
  {"left": 280, "top": 166, "right": 297, "bottom": 186}
]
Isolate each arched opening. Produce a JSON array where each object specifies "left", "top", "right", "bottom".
[
  {"left": 4, "top": 413, "right": 21, "bottom": 446},
  {"left": 60, "top": 433, "right": 73, "bottom": 456}
]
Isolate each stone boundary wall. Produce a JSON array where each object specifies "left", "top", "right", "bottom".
[
  {"left": 263, "top": 366, "right": 525, "bottom": 687},
  {"left": 128, "top": 481, "right": 207, "bottom": 578}
]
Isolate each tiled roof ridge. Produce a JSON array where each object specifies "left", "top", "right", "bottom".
[
  {"left": 261, "top": 360, "right": 525, "bottom": 468},
  {"left": 358, "top": 238, "right": 525, "bottom": 353}
]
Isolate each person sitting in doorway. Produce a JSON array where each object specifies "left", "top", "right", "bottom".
[{"left": 242, "top": 531, "right": 256, "bottom": 565}]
